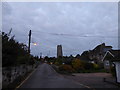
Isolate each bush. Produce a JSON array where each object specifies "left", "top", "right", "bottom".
[
  {"left": 111, "top": 66, "right": 116, "bottom": 76},
  {"left": 93, "top": 63, "right": 100, "bottom": 69},
  {"left": 84, "top": 63, "right": 94, "bottom": 70},
  {"left": 72, "top": 59, "right": 84, "bottom": 71},
  {"left": 17, "top": 56, "right": 29, "bottom": 64},
  {"left": 54, "top": 61, "right": 60, "bottom": 66},
  {"left": 59, "top": 64, "right": 74, "bottom": 73},
  {"left": 71, "top": 59, "right": 103, "bottom": 73}
]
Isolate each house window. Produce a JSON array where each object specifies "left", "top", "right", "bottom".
[{"left": 106, "top": 61, "right": 109, "bottom": 66}]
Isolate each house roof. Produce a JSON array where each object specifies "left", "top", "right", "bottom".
[
  {"left": 109, "top": 50, "right": 120, "bottom": 56},
  {"left": 102, "top": 50, "right": 120, "bottom": 62},
  {"left": 93, "top": 43, "right": 112, "bottom": 54}
]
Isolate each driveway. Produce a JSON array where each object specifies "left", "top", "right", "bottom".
[{"left": 63, "top": 73, "right": 119, "bottom": 88}]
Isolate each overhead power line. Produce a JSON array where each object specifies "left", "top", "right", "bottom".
[
  {"left": 32, "top": 31, "right": 119, "bottom": 38},
  {"left": 12, "top": 30, "right": 119, "bottom": 38}
]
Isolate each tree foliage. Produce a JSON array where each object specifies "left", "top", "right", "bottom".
[
  {"left": 71, "top": 58, "right": 97, "bottom": 72},
  {"left": 72, "top": 59, "right": 84, "bottom": 71},
  {"left": 59, "top": 64, "right": 74, "bottom": 73},
  {"left": 2, "top": 32, "right": 35, "bottom": 67}
]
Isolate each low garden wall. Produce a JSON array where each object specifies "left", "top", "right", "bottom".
[{"left": 2, "top": 64, "right": 37, "bottom": 88}]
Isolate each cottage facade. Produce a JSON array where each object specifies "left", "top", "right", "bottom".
[{"left": 102, "top": 50, "right": 120, "bottom": 83}]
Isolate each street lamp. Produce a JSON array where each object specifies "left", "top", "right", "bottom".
[{"left": 33, "top": 43, "right": 37, "bottom": 46}]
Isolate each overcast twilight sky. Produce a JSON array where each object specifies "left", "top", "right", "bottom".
[{"left": 2, "top": 2, "right": 118, "bottom": 57}]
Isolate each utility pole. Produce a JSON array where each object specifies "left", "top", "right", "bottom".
[{"left": 28, "top": 30, "right": 31, "bottom": 54}]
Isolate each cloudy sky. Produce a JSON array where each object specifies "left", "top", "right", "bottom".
[{"left": 2, "top": 2, "right": 118, "bottom": 57}]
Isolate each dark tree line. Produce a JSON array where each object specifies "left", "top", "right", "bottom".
[{"left": 2, "top": 32, "right": 35, "bottom": 67}]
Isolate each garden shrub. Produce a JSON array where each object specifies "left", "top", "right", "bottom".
[
  {"left": 111, "top": 66, "right": 116, "bottom": 76},
  {"left": 84, "top": 62, "right": 94, "bottom": 70},
  {"left": 72, "top": 59, "right": 84, "bottom": 71},
  {"left": 93, "top": 63, "right": 99, "bottom": 69},
  {"left": 58, "top": 64, "right": 74, "bottom": 73},
  {"left": 54, "top": 61, "right": 60, "bottom": 66}
]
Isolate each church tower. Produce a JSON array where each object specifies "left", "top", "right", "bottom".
[{"left": 57, "top": 45, "right": 63, "bottom": 58}]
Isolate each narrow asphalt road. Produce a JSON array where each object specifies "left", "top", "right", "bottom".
[{"left": 19, "top": 63, "right": 86, "bottom": 88}]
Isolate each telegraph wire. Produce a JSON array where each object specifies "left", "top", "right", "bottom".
[
  {"left": 11, "top": 30, "right": 119, "bottom": 38},
  {"left": 32, "top": 30, "right": 119, "bottom": 38}
]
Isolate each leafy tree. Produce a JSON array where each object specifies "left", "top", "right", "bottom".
[{"left": 2, "top": 31, "right": 34, "bottom": 67}]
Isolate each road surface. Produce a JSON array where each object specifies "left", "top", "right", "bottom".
[
  {"left": 63, "top": 73, "right": 119, "bottom": 88},
  {"left": 19, "top": 63, "right": 86, "bottom": 88}
]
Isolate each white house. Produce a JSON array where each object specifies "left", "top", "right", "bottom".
[
  {"left": 114, "top": 61, "right": 120, "bottom": 83},
  {"left": 102, "top": 50, "right": 120, "bottom": 83}
]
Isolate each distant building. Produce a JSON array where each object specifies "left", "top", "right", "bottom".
[{"left": 57, "top": 45, "right": 63, "bottom": 58}]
